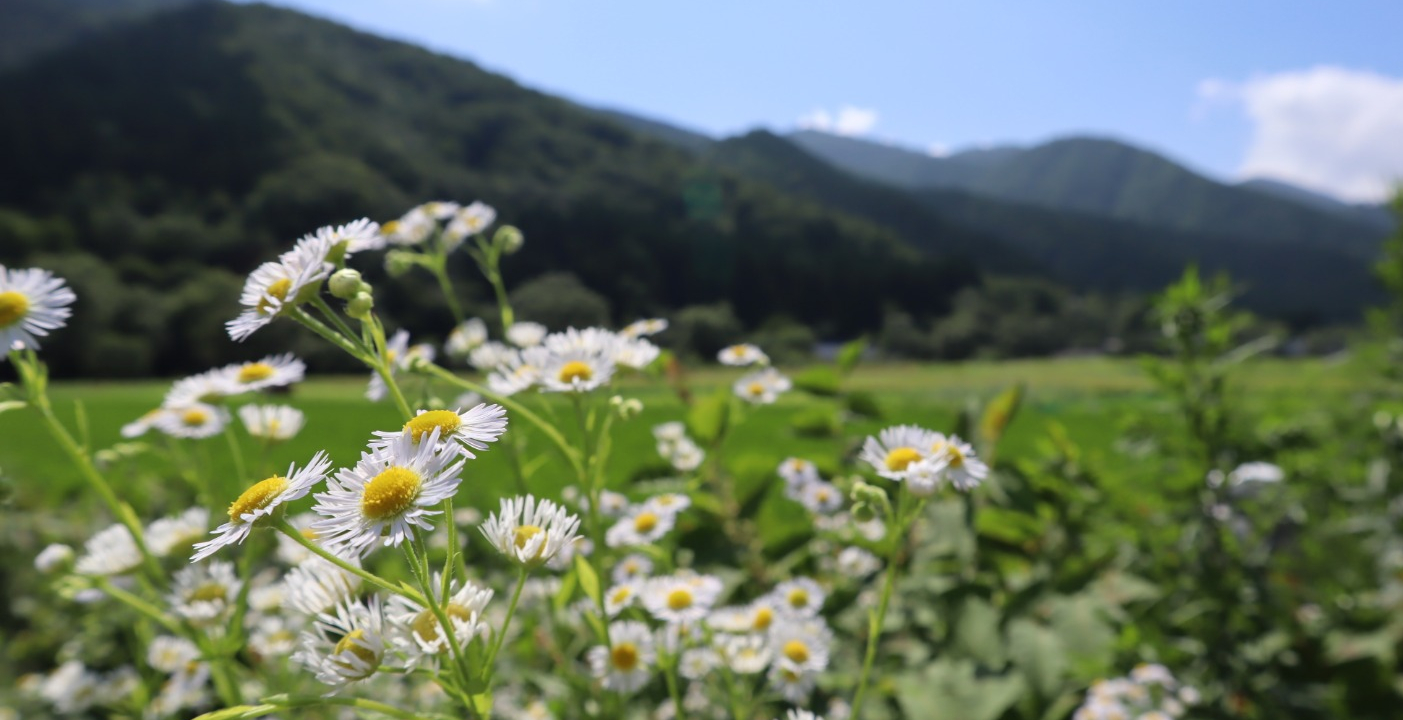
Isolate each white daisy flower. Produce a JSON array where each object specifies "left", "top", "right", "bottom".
[
  {"left": 835, "top": 547, "right": 881, "bottom": 578},
  {"left": 680, "top": 647, "right": 719, "bottom": 680},
  {"left": 717, "top": 634, "right": 771, "bottom": 674},
  {"left": 445, "top": 318, "right": 489, "bottom": 357},
  {"left": 370, "top": 404, "right": 509, "bottom": 458},
  {"left": 668, "top": 439, "right": 706, "bottom": 472},
  {"left": 249, "top": 616, "right": 300, "bottom": 660},
  {"left": 295, "top": 218, "right": 384, "bottom": 262},
  {"left": 613, "top": 336, "right": 660, "bottom": 369},
  {"left": 620, "top": 318, "right": 668, "bottom": 339},
  {"left": 147, "top": 636, "right": 200, "bottom": 674},
  {"left": 275, "top": 513, "right": 326, "bottom": 564},
  {"left": 798, "top": 481, "right": 844, "bottom": 514},
  {"left": 712, "top": 598, "right": 781, "bottom": 634},
  {"left": 652, "top": 421, "right": 687, "bottom": 444},
  {"left": 778, "top": 458, "right": 821, "bottom": 488},
  {"left": 905, "top": 457, "right": 950, "bottom": 496},
  {"left": 34, "top": 543, "right": 73, "bottom": 573},
  {"left": 772, "top": 578, "right": 825, "bottom": 617},
  {"left": 486, "top": 350, "right": 542, "bottom": 396},
  {"left": 480, "top": 495, "right": 583, "bottom": 567},
  {"left": 295, "top": 598, "right": 387, "bottom": 687},
  {"left": 226, "top": 251, "right": 331, "bottom": 341},
  {"left": 162, "top": 370, "right": 231, "bottom": 408},
  {"left": 248, "top": 579, "right": 287, "bottom": 614},
  {"left": 314, "top": 431, "right": 464, "bottom": 554},
  {"left": 733, "top": 367, "right": 791, "bottom": 405},
  {"left": 587, "top": 620, "right": 655, "bottom": 694},
  {"left": 643, "top": 493, "right": 692, "bottom": 517},
  {"left": 191, "top": 452, "right": 332, "bottom": 562},
  {"left": 717, "top": 343, "right": 767, "bottom": 366},
  {"left": 76, "top": 524, "right": 141, "bottom": 576},
  {"left": 169, "top": 561, "right": 242, "bottom": 625},
  {"left": 611, "top": 553, "right": 654, "bottom": 584},
  {"left": 605, "top": 505, "right": 676, "bottom": 548},
  {"left": 387, "top": 574, "right": 493, "bottom": 661},
  {"left": 1228, "top": 461, "right": 1284, "bottom": 487},
  {"left": 642, "top": 574, "right": 723, "bottom": 624},
  {"left": 545, "top": 536, "right": 593, "bottom": 571},
  {"left": 155, "top": 402, "right": 230, "bottom": 440},
  {"left": 604, "top": 582, "right": 640, "bottom": 616},
  {"left": 239, "top": 404, "right": 305, "bottom": 441},
  {"left": 40, "top": 661, "right": 101, "bottom": 714},
  {"left": 148, "top": 663, "right": 211, "bottom": 718},
  {"left": 286, "top": 557, "right": 362, "bottom": 616},
  {"left": 941, "top": 436, "right": 988, "bottom": 491},
  {"left": 507, "top": 321, "right": 548, "bottom": 348},
  {"left": 219, "top": 353, "right": 305, "bottom": 394},
  {"left": 469, "top": 340, "right": 516, "bottom": 371},
  {"left": 539, "top": 346, "right": 615, "bottom": 393},
  {"left": 120, "top": 408, "right": 168, "bottom": 438},
  {"left": 145, "top": 507, "right": 209, "bottom": 558},
  {"left": 768, "top": 663, "right": 817, "bottom": 704},
  {"left": 366, "top": 330, "right": 436, "bottom": 402},
  {"left": 382, "top": 205, "right": 436, "bottom": 246},
  {"left": 443, "top": 201, "right": 496, "bottom": 248},
  {"left": 780, "top": 710, "right": 824, "bottom": 720},
  {"left": 859, "top": 425, "right": 940, "bottom": 481},
  {"left": 0, "top": 266, "right": 76, "bottom": 353},
  {"left": 542, "top": 327, "right": 616, "bottom": 355},
  {"left": 768, "top": 617, "right": 832, "bottom": 673}
]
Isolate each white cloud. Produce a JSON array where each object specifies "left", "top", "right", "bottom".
[
  {"left": 796, "top": 105, "right": 879, "bottom": 137},
  {"left": 1199, "top": 66, "right": 1403, "bottom": 202}
]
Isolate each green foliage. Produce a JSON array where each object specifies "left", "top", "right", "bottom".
[{"left": 507, "top": 272, "right": 612, "bottom": 330}]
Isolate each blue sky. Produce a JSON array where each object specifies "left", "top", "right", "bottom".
[{"left": 249, "top": 0, "right": 1403, "bottom": 202}]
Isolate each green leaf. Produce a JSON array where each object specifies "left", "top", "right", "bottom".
[
  {"left": 843, "top": 390, "right": 882, "bottom": 419},
  {"left": 0, "top": 400, "right": 27, "bottom": 415},
  {"left": 895, "top": 659, "right": 1025, "bottom": 720},
  {"left": 1048, "top": 594, "right": 1115, "bottom": 679},
  {"left": 686, "top": 386, "right": 731, "bottom": 445},
  {"left": 951, "top": 596, "right": 1005, "bottom": 667},
  {"left": 1008, "top": 619, "right": 1067, "bottom": 698},
  {"left": 791, "top": 366, "right": 842, "bottom": 396},
  {"left": 575, "top": 555, "right": 602, "bottom": 608},
  {"left": 979, "top": 383, "right": 1024, "bottom": 451},
  {"left": 836, "top": 336, "right": 867, "bottom": 375},
  {"left": 790, "top": 404, "right": 840, "bottom": 438},
  {"left": 553, "top": 569, "right": 577, "bottom": 614}
]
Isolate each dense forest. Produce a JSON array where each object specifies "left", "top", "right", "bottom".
[{"left": 0, "top": 1, "right": 1384, "bottom": 377}]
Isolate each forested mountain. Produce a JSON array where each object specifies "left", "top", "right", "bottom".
[
  {"left": 0, "top": 2, "right": 987, "bottom": 376},
  {"left": 1239, "top": 178, "right": 1395, "bottom": 232},
  {"left": 788, "top": 130, "right": 1390, "bottom": 257},
  {"left": 0, "top": 0, "right": 201, "bottom": 69}
]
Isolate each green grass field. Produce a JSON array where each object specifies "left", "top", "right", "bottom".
[{"left": 0, "top": 356, "right": 1361, "bottom": 517}]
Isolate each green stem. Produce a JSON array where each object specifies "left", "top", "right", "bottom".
[
  {"left": 95, "top": 578, "right": 182, "bottom": 634},
  {"left": 275, "top": 523, "right": 423, "bottom": 604},
  {"left": 289, "top": 307, "right": 369, "bottom": 362},
  {"left": 193, "top": 695, "right": 438, "bottom": 720},
  {"left": 481, "top": 568, "right": 529, "bottom": 680},
  {"left": 309, "top": 295, "right": 369, "bottom": 355},
  {"left": 851, "top": 493, "right": 909, "bottom": 717},
  {"left": 663, "top": 657, "right": 687, "bottom": 720},
  {"left": 367, "top": 316, "right": 417, "bottom": 421},
  {"left": 431, "top": 261, "right": 467, "bottom": 327},
  {"left": 223, "top": 423, "right": 248, "bottom": 488},
  {"left": 406, "top": 534, "right": 474, "bottom": 713}
]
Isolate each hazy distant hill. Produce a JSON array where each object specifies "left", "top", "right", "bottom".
[
  {"left": 1239, "top": 178, "right": 1394, "bottom": 232},
  {"left": 788, "top": 131, "right": 1389, "bottom": 259},
  {"left": 0, "top": 0, "right": 201, "bottom": 69},
  {"left": 0, "top": 1, "right": 996, "bottom": 375}
]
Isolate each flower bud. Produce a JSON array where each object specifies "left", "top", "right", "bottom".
[
  {"left": 346, "top": 292, "right": 374, "bottom": 320},
  {"left": 328, "top": 269, "right": 364, "bottom": 300},
  {"left": 385, "top": 250, "right": 419, "bottom": 278},
  {"left": 851, "top": 501, "right": 876, "bottom": 523},
  {"left": 495, "top": 225, "right": 525, "bottom": 255},
  {"left": 610, "top": 395, "right": 643, "bottom": 420}
]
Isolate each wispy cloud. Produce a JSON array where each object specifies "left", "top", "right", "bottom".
[
  {"left": 797, "top": 105, "right": 879, "bottom": 136},
  {"left": 1198, "top": 66, "right": 1403, "bottom": 202}
]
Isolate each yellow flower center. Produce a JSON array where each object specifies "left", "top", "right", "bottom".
[
  {"left": 0, "top": 291, "right": 29, "bottom": 328},
  {"left": 884, "top": 447, "right": 922, "bottom": 472},
  {"left": 189, "top": 582, "right": 228, "bottom": 603},
  {"left": 610, "top": 642, "right": 639, "bottom": 671},
  {"left": 947, "top": 445, "right": 965, "bottom": 468},
  {"left": 410, "top": 604, "right": 474, "bottom": 647},
  {"left": 300, "top": 527, "right": 319, "bottom": 541},
  {"left": 512, "top": 525, "right": 546, "bottom": 560},
  {"left": 725, "top": 345, "right": 746, "bottom": 358},
  {"left": 751, "top": 606, "right": 774, "bottom": 631},
  {"left": 256, "top": 278, "right": 293, "bottom": 316},
  {"left": 623, "top": 560, "right": 641, "bottom": 575},
  {"left": 610, "top": 587, "right": 633, "bottom": 605},
  {"left": 558, "top": 360, "right": 593, "bottom": 384},
  {"left": 360, "top": 466, "right": 423, "bottom": 520},
  {"left": 332, "top": 629, "right": 379, "bottom": 675},
  {"left": 382, "top": 220, "right": 400, "bottom": 235},
  {"left": 787, "top": 589, "right": 809, "bottom": 609},
  {"left": 237, "top": 362, "right": 276, "bottom": 384},
  {"left": 404, "top": 410, "right": 462, "bottom": 443},
  {"left": 747, "top": 382, "right": 766, "bottom": 397},
  {"left": 783, "top": 640, "right": 810, "bottom": 664},
  {"left": 228, "top": 476, "right": 289, "bottom": 522},
  {"left": 666, "top": 589, "right": 694, "bottom": 611},
  {"left": 816, "top": 489, "right": 831, "bottom": 502},
  {"left": 182, "top": 409, "right": 210, "bottom": 427},
  {"left": 633, "top": 511, "right": 659, "bottom": 534}
]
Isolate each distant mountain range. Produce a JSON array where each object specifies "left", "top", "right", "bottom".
[{"left": 0, "top": 0, "right": 1395, "bottom": 342}]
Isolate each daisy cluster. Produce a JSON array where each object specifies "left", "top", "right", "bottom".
[
  {"left": 121, "top": 353, "right": 308, "bottom": 441},
  {"left": 455, "top": 323, "right": 664, "bottom": 397},
  {"left": 653, "top": 421, "right": 706, "bottom": 472},
  {"left": 1073, "top": 664, "right": 1200, "bottom": 720},
  {"left": 859, "top": 424, "right": 989, "bottom": 495}
]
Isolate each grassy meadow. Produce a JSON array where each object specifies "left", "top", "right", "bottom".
[{"left": 0, "top": 356, "right": 1361, "bottom": 519}]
